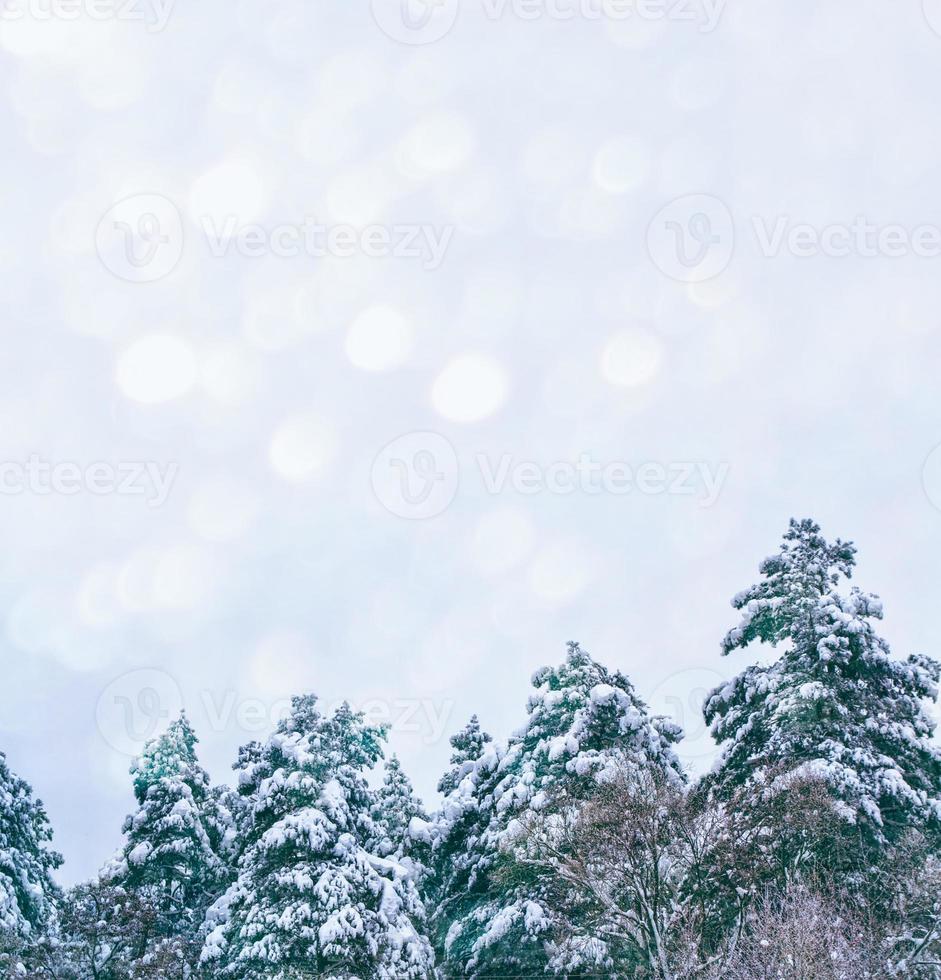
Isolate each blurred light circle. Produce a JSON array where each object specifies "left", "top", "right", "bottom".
[
  {"left": 269, "top": 413, "right": 338, "bottom": 483},
  {"left": 592, "top": 136, "right": 650, "bottom": 194},
  {"left": 600, "top": 328, "right": 663, "bottom": 388},
  {"left": 189, "top": 158, "right": 269, "bottom": 224},
  {"left": 116, "top": 335, "right": 197, "bottom": 404},
  {"left": 432, "top": 354, "right": 508, "bottom": 423},
  {"left": 346, "top": 306, "right": 413, "bottom": 372}
]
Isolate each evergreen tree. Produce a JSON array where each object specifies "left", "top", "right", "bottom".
[
  {"left": 104, "top": 713, "right": 226, "bottom": 952},
  {"left": 437, "top": 717, "right": 492, "bottom": 798},
  {"left": 0, "top": 750, "right": 61, "bottom": 940},
  {"left": 431, "top": 642, "right": 684, "bottom": 977},
  {"left": 202, "top": 695, "right": 435, "bottom": 979},
  {"left": 704, "top": 519, "right": 941, "bottom": 869},
  {"left": 425, "top": 716, "right": 497, "bottom": 973},
  {"left": 371, "top": 756, "right": 428, "bottom": 861}
]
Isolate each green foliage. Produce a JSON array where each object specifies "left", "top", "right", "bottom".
[{"left": 705, "top": 519, "right": 941, "bottom": 872}]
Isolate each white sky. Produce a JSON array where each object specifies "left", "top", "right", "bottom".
[{"left": 2, "top": 0, "right": 941, "bottom": 884}]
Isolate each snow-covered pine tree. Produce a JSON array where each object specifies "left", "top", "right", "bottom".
[
  {"left": 424, "top": 716, "right": 497, "bottom": 969},
  {"left": 431, "top": 642, "right": 685, "bottom": 978},
  {"left": 104, "top": 712, "right": 226, "bottom": 949},
  {"left": 0, "top": 750, "right": 61, "bottom": 940},
  {"left": 704, "top": 518, "right": 941, "bottom": 868},
  {"left": 371, "top": 756, "right": 428, "bottom": 861},
  {"left": 437, "top": 716, "right": 492, "bottom": 798},
  {"left": 201, "top": 695, "right": 435, "bottom": 979}
]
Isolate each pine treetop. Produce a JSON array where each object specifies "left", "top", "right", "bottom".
[
  {"left": 203, "top": 698, "right": 435, "bottom": 978},
  {"left": 431, "top": 642, "right": 685, "bottom": 977},
  {"left": 131, "top": 712, "right": 201, "bottom": 803},
  {"left": 0, "top": 751, "right": 62, "bottom": 936},
  {"left": 706, "top": 518, "right": 941, "bottom": 853},
  {"left": 722, "top": 517, "right": 857, "bottom": 655},
  {"left": 437, "top": 716, "right": 493, "bottom": 796}
]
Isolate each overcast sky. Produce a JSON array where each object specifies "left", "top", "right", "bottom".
[{"left": 2, "top": 0, "right": 941, "bottom": 884}]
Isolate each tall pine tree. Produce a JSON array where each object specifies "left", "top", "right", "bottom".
[
  {"left": 202, "top": 696, "right": 435, "bottom": 979},
  {"left": 371, "top": 756, "right": 428, "bottom": 861},
  {"left": 431, "top": 642, "right": 684, "bottom": 977},
  {"left": 437, "top": 717, "right": 492, "bottom": 798},
  {"left": 0, "top": 750, "right": 61, "bottom": 940},
  {"left": 704, "top": 519, "right": 941, "bottom": 866},
  {"left": 104, "top": 712, "right": 227, "bottom": 959}
]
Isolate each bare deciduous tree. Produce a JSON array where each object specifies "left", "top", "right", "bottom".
[
  {"left": 723, "top": 886, "right": 884, "bottom": 980},
  {"left": 502, "top": 769, "right": 733, "bottom": 979}
]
